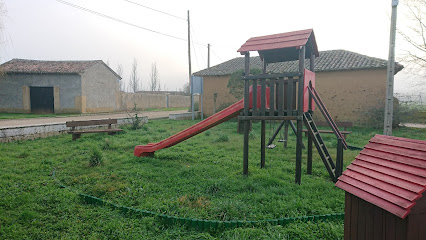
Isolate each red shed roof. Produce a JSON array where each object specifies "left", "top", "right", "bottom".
[
  {"left": 237, "top": 29, "right": 319, "bottom": 63},
  {"left": 336, "top": 134, "right": 426, "bottom": 219}
]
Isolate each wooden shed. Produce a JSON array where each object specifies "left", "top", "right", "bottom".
[{"left": 335, "top": 134, "right": 426, "bottom": 240}]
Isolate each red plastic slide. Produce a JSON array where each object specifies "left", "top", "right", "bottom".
[
  {"left": 134, "top": 99, "right": 244, "bottom": 157},
  {"left": 134, "top": 86, "right": 269, "bottom": 157}
]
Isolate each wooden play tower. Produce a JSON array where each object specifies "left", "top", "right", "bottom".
[{"left": 237, "top": 29, "right": 347, "bottom": 184}]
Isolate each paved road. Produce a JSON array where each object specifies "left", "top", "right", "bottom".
[{"left": 0, "top": 110, "right": 188, "bottom": 129}]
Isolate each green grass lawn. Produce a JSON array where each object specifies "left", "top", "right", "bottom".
[{"left": 0, "top": 119, "right": 425, "bottom": 239}]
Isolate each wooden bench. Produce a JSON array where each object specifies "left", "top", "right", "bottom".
[
  {"left": 66, "top": 119, "right": 123, "bottom": 141},
  {"left": 303, "top": 121, "right": 353, "bottom": 139}
]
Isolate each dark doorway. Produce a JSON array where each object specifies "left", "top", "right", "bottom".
[{"left": 30, "top": 87, "right": 54, "bottom": 113}]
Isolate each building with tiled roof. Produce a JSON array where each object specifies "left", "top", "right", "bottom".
[
  {"left": 0, "top": 59, "right": 121, "bottom": 113},
  {"left": 194, "top": 50, "right": 403, "bottom": 123}
]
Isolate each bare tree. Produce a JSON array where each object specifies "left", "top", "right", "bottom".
[
  {"left": 398, "top": 0, "right": 426, "bottom": 77},
  {"left": 180, "top": 82, "right": 190, "bottom": 95},
  {"left": 129, "top": 58, "right": 141, "bottom": 93},
  {"left": 149, "top": 62, "right": 159, "bottom": 91},
  {"left": 116, "top": 64, "right": 125, "bottom": 92}
]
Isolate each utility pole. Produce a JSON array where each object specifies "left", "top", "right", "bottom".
[
  {"left": 207, "top": 43, "right": 210, "bottom": 68},
  {"left": 187, "top": 10, "right": 193, "bottom": 119},
  {"left": 384, "top": 0, "right": 398, "bottom": 136}
]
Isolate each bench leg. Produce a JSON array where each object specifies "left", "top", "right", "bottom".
[
  {"left": 108, "top": 132, "right": 116, "bottom": 135},
  {"left": 72, "top": 134, "right": 81, "bottom": 141}
]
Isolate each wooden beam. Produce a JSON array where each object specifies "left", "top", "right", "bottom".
[
  {"left": 242, "top": 72, "right": 300, "bottom": 80},
  {"left": 243, "top": 52, "right": 250, "bottom": 176},
  {"left": 295, "top": 46, "right": 305, "bottom": 184},
  {"left": 239, "top": 116, "right": 299, "bottom": 121},
  {"left": 307, "top": 53, "right": 315, "bottom": 175},
  {"left": 261, "top": 60, "right": 267, "bottom": 168}
]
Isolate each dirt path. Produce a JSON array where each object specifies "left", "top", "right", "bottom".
[
  {"left": 400, "top": 123, "right": 426, "bottom": 129},
  {"left": 0, "top": 110, "right": 188, "bottom": 129}
]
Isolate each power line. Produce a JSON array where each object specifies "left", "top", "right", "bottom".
[
  {"left": 191, "top": 38, "right": 200, "bottom": 70},
  {"left": 190, "top": 25, "right": 206, "bottom": 67},
  {"left": 120, "top": 0, "right": 186, "bottom": 21},
  {"left": 211, "top": 47, "right": 223, "bottom": 62},
  {"left": 55, "top": 0, "right": 187, "bottom": 41}
]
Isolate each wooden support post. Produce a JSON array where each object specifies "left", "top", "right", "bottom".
[
  {"left": 269, "top": 79, "right": 275, "bottom": 116},
  {"left": 252, "top": 79, "right": 257, "bottom": 116},
  {"left": 287, "top": 77, "right": 293, "bottom": 116},
  {"left": 261, "top": 120, "right": 265, "bottom": 168},
  {"left": 277, "top": 78, "right": 284, "bottom": 116},
  {"left": 284, "top": 121, "right": 289, "bottom": 148},
  {"left": 260, "top": 60, "right": 267, "bottom": 168},
  {"left": 243, "top": 52, "right": 250, "bottom": 175},
  {"left": 335, "top": 138, "right": 344, "bottom": 181},
  {"left": 295, "top": 46, "right": 305, "bottom": 184},
  {"left": 307, "top": 53, "right": 315, "bottom": 175}
]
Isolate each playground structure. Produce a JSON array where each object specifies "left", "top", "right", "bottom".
[
  {"left": 237, "top": 29, "right": 346, "bottom": 184},
  {"left": 134, "top": 29, "right": 347, "bottom": 184}
]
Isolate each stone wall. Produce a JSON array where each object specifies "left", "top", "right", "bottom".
[{"left": 118, "top": 92, "right": 191, "bottom": 110}]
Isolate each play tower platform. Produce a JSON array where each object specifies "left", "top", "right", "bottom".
[{"left": 237, "top": 29, "right": 347, "bottom": 183}]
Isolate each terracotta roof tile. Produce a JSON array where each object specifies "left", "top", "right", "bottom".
[
  {"left": 194, "top": 50, "right": 404, "bottom": 76},
  {"left": 0, "top": 59, "right": 102, "bottom": 74}
]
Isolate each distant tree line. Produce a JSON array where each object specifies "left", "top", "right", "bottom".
[{"left": 113, "top": 59, "right": 165, "bottom": 93}]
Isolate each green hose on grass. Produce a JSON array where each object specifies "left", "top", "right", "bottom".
[{"left": 52, "top": 169, "right": 344, "bottom": 230}]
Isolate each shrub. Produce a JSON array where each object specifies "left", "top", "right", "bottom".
[
  {"left": 227, "top": 68, "right": 262, "bottom": 99},
  {"left": 188, "top": 101, "right": 199, "bottom": 111},
  {"left": 364, "top": 97, "right": 401, "bottom": 129},
  {"left": 214, "top": 134, "right": 229, "bottom": 142},
  {"left": 127, "top": 103, "right": 145, "bottom": 130},
  {"left": 89, "top": 148, "right": 103, "bottom": 167}
]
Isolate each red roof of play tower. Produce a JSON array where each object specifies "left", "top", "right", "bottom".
[
  {"left": 237, "top": 29, "right": 319, "bottom": 63},
  {"left": 335, "top": 134, "right": 426, "bottom": 219}
]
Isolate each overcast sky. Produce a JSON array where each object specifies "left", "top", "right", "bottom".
[{"left": 1, "top": 0, "right": 424, "bottom": 99}]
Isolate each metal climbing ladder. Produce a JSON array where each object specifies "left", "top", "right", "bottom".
[
  {"left": 303, "top": 112, "right": 337, "bottom": 181},
  {"left": 308, "top": 86, "right": 348, "bottom": 149}
]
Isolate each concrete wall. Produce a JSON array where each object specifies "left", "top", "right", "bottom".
[
  {"left": 0, "top": 73, "right": 82, "bottom": 113},
  {"left": 119, "top": 92, "right": 190, "bottom": 110},
  {"left": 81, "top": 62, "right": 120, "bottom": 113},
  {"left": 200, "top": 69, "right": 388, "bottom": 124},
  {"left": 169, "top": 95, "right": 191, "bottom": 108}
]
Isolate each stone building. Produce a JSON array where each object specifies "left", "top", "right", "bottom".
[{"left": 0, "top": 59, "right": 121, "bottom": 113}]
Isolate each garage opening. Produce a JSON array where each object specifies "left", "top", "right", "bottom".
[{"left": 30, "top": 87, "right": 54, "bottom": 113}]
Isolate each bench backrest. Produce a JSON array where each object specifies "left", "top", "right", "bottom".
[
  {"left": 315, "top": 121, "right": 353, "bottom": 128},
  {"left": 66, "top": 119, "right": 117, "bottom": 127}
]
